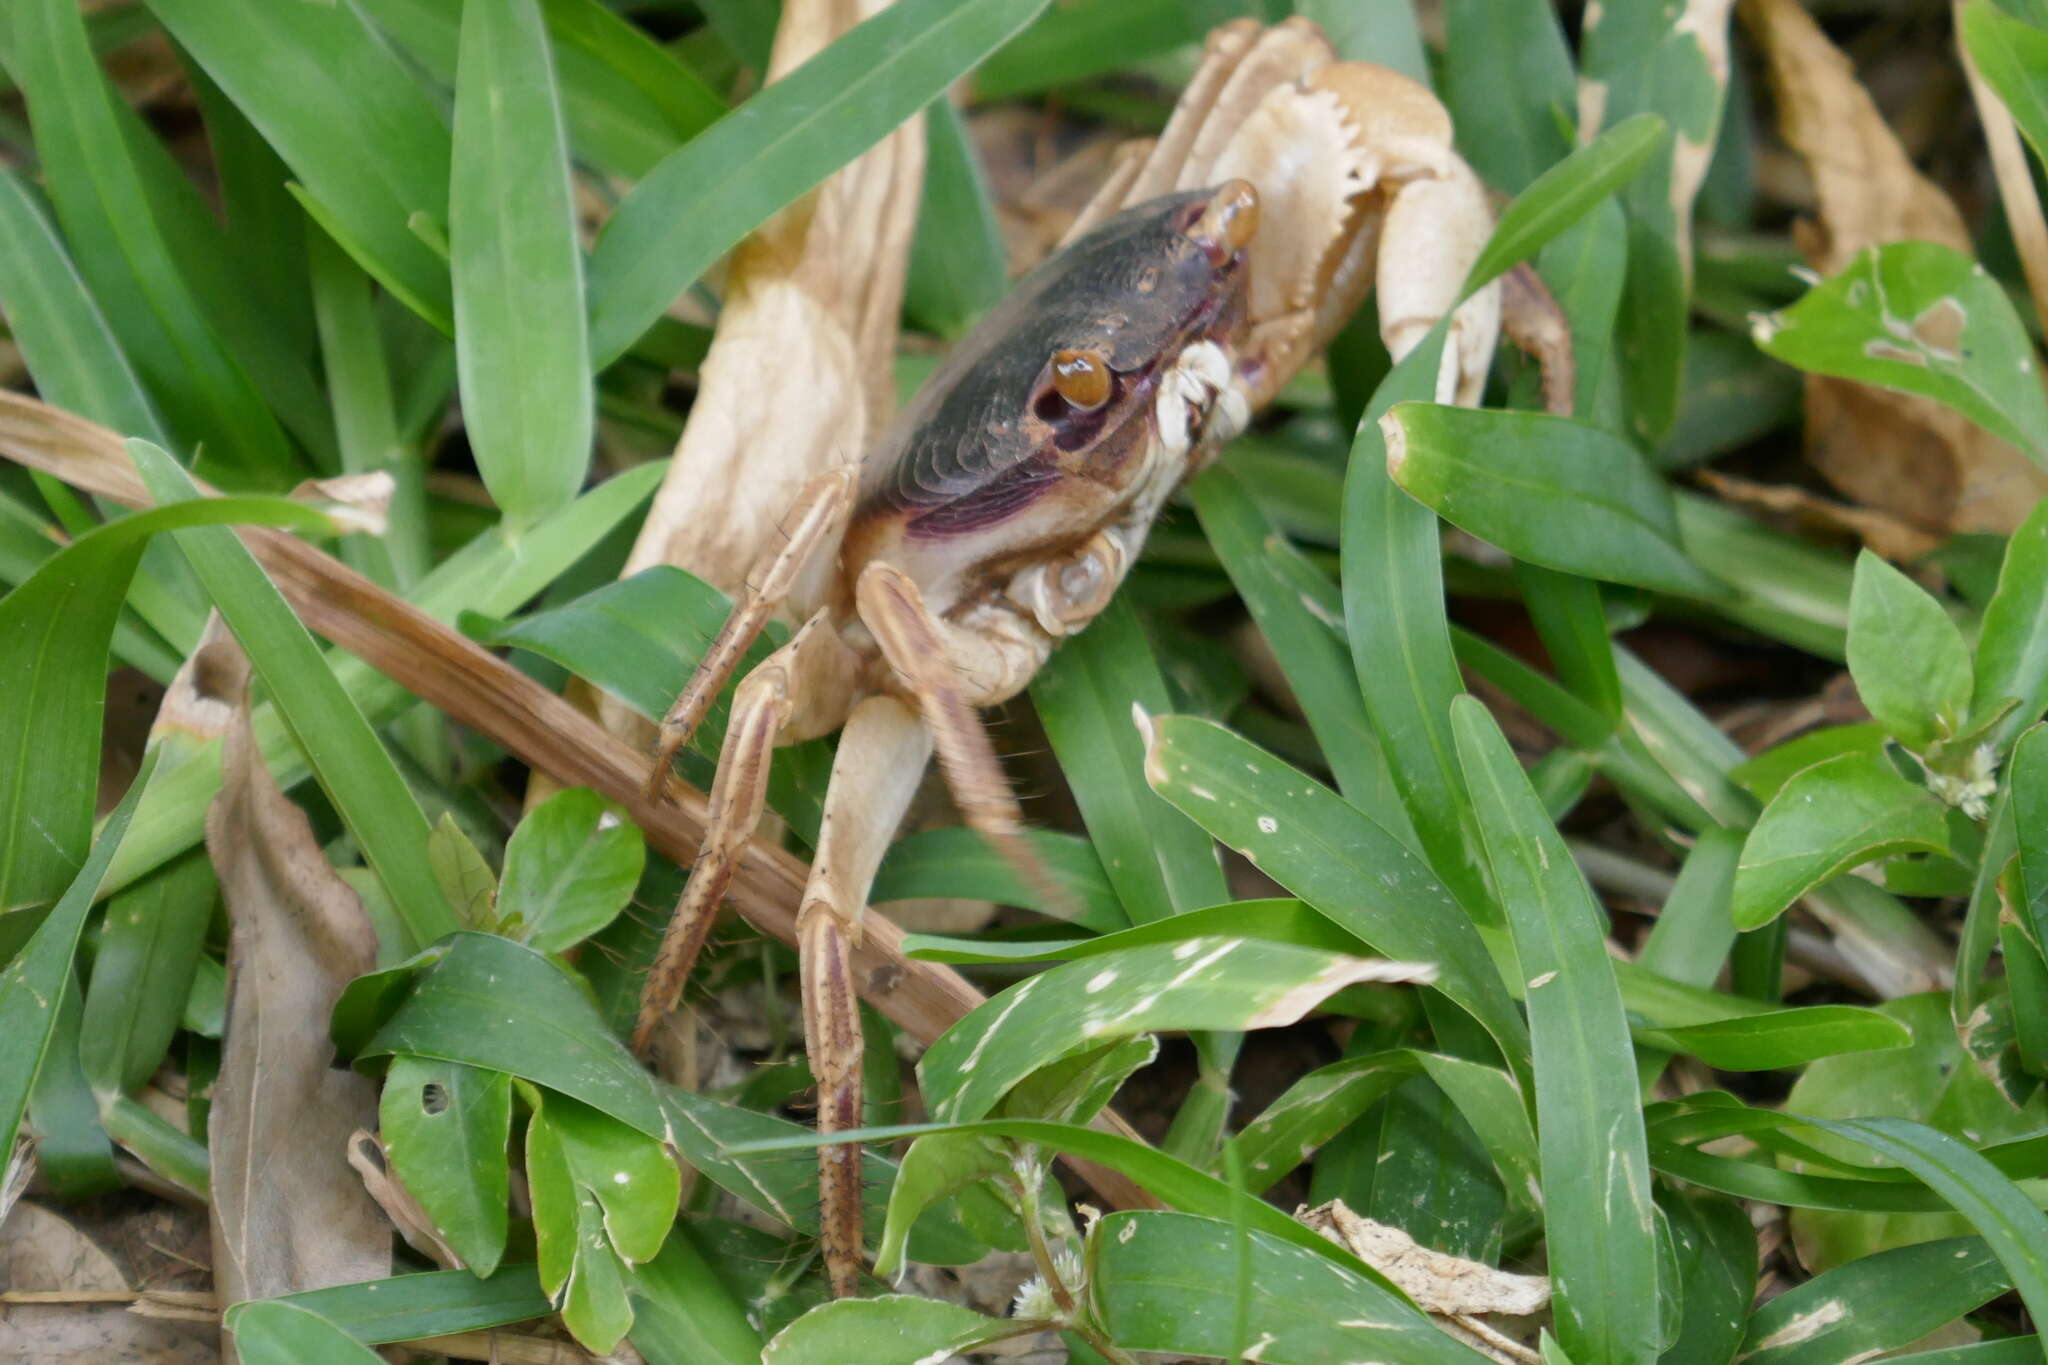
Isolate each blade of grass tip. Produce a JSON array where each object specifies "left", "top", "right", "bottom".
[
  {"left": 1452, "top": 695, "right": 1659, "bottom": 1365},
  {"left": 149, "top": 0, "right": 456, "bottom": 332},
  {"left": 0, "top": 750, "right": 156, "bottom": 1164},
  {"left": 451, "top": 0, "right": 592, "bottom": 533},
  {"left": 1441, "top": 0, "right": 1576, "bottom": 193},
  {"left": 585, "top": 0, "right": 1053, "bottom": 366},
  {"left": 11, "top": 0, "right": 298, "bottom": 487},
  {"left": 128, "top": 439, "right": 459, "bottom": 951},
  {"left": 903, "top": 97, "right": 1008, "bottom": 340}
]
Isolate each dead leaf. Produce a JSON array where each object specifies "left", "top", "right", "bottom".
[
  {"left": 1299, "top": 1200, "right": 1549, "bottom": 1365},
  {"left": 346, "top": 1131, "right": 459, "bottom": 1269},
  {"left": 1743, "top": 0, "right": 2048, "bottom": 533},
  {"left": 201, "top": 621, "right": 388, "bottom": 1331},
  {"left": 1695, "top": 469, "right": 1943, "bottom": 561}
]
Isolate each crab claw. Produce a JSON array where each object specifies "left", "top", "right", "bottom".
[{"left": 1188, "top": 178, "right": 1261, "bottom": 264}]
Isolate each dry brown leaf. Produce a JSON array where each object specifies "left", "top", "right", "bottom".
[
  {"left": 1299, "top": 1200, "right": 1549, "bottom": 1365},
  {"left": 200, "top": 620, "right": 389, "bottom": 1330},
  {"left": 0, "top": 1201, "right": 218, "bottom": 1365},
  {"left": 1743, "top": 0, "right": 2048, "bottom": 533},
  {"left": 345, "top": 1131, "right": 459, "bottom": 1270},
  {"left": 0, "top": 389, "right": 1154, "bottom": 1217},
  {"left": 1694, "top": 469, "right": 1943, "bottom": 561}
]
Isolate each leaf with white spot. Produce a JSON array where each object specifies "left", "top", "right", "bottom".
[
  {"left": 1090, "top": 1210, "right": 1490, "bottom": 1365},
  {"left": 1755, "top": 241, "right": 2048, "bottom": 463},
  {"left": 762, "top": 1295, "right": 1018, "bottom": 1365},
  {"left": 919, "top": 938, "right": 1433, "bottom": 1125},
  {"left": 1137, "top": 712, "right": 1529, "bottom": 1077},
  {"left": 495, "top": 786, "right": 644, "bottom": 951}
]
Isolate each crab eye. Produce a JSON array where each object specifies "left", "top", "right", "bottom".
[{"left": 1049, "top": 348, "right": 1112, "bottom": 410}]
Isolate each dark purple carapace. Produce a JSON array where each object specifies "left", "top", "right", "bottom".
[{"left": 855, "top": 190, "right": 1249, "bottom": 542}]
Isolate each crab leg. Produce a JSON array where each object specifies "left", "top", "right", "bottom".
[
  {"left": 646, "top": 465, "right": 854, "bottom": 800},
  {"left": 796, "top": 693, "right": 933, "bottom": 1296},
  {"left": 632, "top": 612, "right": 857, "bottom": 1057},
  {"left": 855, "top": 562, "right": 1062, "bottom": 913}
]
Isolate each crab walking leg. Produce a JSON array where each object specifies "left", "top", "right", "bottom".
[
  {"left": 1500, "top": 263, "right": 1579, "bottom": 417},
  {"left": 646, "top": 465, "right": 855, "bottom": 800},
  {"left": 855, "top": 562, "right": 1069, "bottom": 915},
  {"left": 798, "top": 694, "right": 933, "bottom": 1297},
  {"left": 632, "top": 610, "right": 861, "bottom": 1057}
]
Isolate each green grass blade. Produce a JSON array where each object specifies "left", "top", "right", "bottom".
[
  {"left": 1441, "top": 0, "right": 1576, "bottom": 192},
  {"left": 129, "top": 440, "right": 459, "bottom": 950},
  {"left": 1033, "top": 595, "right": 1226, "bottom": 927},
  {"left": 904, "top": 98, "right": 1007, "bottom": 339},
  {"left": 452, "top": 0, "right": 592, "bottom": 531},
  {"left": 100, "top": 461, "right": 665, "bottom": 898},
  {"left": 11, "top": 0, "right": 295, "bottom": 485},
  {"left": 148, "top": 0, "right": 456, "bottom": 331},
  {"left": 0, "top": 748, "right": 154, "bottom": 1165},
  {"left": 1452, "top": 696, "right": 1658, "bottom": 1365},
  {"left": 270, "top": 1268, "right": 550, "bottom": 1344},
  {"left": 1802, "top": 1116, "right": 2048, "bottom": 1336},
  {"left": 77, "top": 848, "right": 215, "bottom": 1095},
  {"left": 586, "top": 0, "right": 1052, "bottom": 366}
]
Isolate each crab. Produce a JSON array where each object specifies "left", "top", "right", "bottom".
[{"left": 631, "top": 17, "right": 1553, "bottom": 1297}]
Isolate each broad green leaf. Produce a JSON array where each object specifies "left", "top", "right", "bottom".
[
  {"left": 1729, "top": 724, "right": 1888, "bottom": 804},
  {"left": 451, "top": 0, "right": 592, "bottom": 530},
  {"left": 919, "top": 936, "right": 1416, "bottom": 1124},
  {"left": 1139, "top": 713, "right": 1530, "bottom": 1077},
  {"left": 0, "top": 492, "right": 336, "bottom": 909},
  {"left": 1465, "top": 114, "right": 1672, "bottom": 296},
  {"left": 426, "top": 814, "right": 496, "bottom": 928},
  {"left": 1741, "top": 1236, "right": 2011, "bottom": 1365},
  {"left": 497, "top": 788, "right": 644, "bottom": 952},
  {"left": 1755, "top": 242, "right": 2048, "bottom": 462},
  {"left": 1453, "top": 697, "right": 1658, "bottom": 1365},
  {"left": 587, "top": 0, "right": 1053, "bottom": 365},
  {"left": 1034, "top": 594, "right": 1224, "bottom": 927},
  {"left": 78, "top": 849, "right": 215, "bottom": 1095},
  {"left": 1970, "top": 496, "right": 2048, "bottom": 752},
  {"left": 0, "top": 760, "right": 151, "bottom": 1171},
  {"left": 903, "top": 98, "right": 1007, "bottom": 339},
  {"left": 1384, "top": 403, "right": 1721, "bottom": 596},
  {"left": 1089, "top": 1210, "right": 1489, "bottom": 1365},
  {"left": 528, "top": 1094, "right": 658, "bottom": 1352},
  {"left": 1847, "top": 551, "right": 1973, "bottom": 750},
  {"left": 380, "top": 1058, "right": 512, "bottom": 1277},
  {"left": 1804, "top": 1117, "right": 2048, "bottom": 1337},
  {"left": 764, "top": 1297, "right": 1014, "bottom": 1365},
  {"left": 534, "top": 1092, "right": 679, "bottom": 1264},
  {"left": 1004, "top": 1033, "right": 1158, "bottom": 1127},
  {"left": 273, "top": 1267, "right": 550, "bottom": 1343},
  {"left": 1731, "top": 751, "right": 1951, "bottom": 930},
  {"left": 226, "top": 1301, "right": 385, "bottom": 1365},
  {"left": 131, "top": 440, "right": 460, "bottom": 950},
  {"left": 626, "top": 1227, "right": 765, "bottom": 1365},
  {"left": 148, "top": 0, "right": 455, "bottom": 329},
  {"left": 9, "top": 0, "right": 295, "bottom": 485},
  {"left": 872, "top": 1132, "right": 1011, "bottom": 1280}
]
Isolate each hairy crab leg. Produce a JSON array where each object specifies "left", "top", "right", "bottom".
[
  {"left": 797, "top": 693, "right": 934, "bottom": 1297},
  {"left": 645, "top": 464, "right": 854, "bottom": 801},
  {"left": 632, "top": 612, "right": 856, "bottom": 1057}
]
